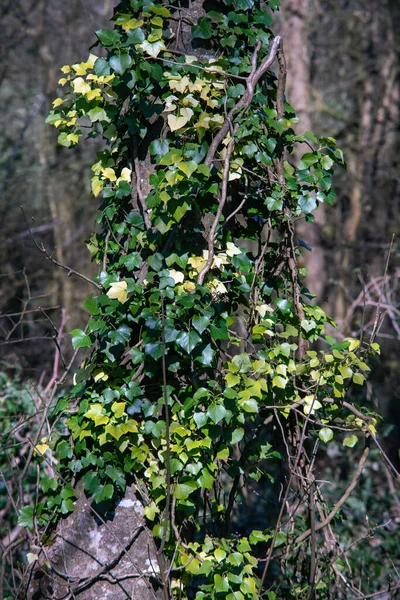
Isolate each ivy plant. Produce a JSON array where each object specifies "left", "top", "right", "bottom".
[{"left": 24, "top": 1, "right": 382, "bottom": 598}]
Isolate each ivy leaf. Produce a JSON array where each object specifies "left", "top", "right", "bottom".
[
  {"left": 192, "top": 17, "right": 212, "bottom": 39},
  {"left": 207, "top": 402, "right": 227, "bottom": 424},
  {"left": 353, "top": 373, "right": 365, "bottom": 385},
  {"left": 199, "top": 343, "right": 214, "bottom": 366},
  {"left": 110, "top": 54, "right": 132, "bottom": 74},
  {"left": 168, "top": 108, "right": 194, "bottom": 132},
  {"left": 140, "top": 39, "right": 166, "bottom": 58},
  {"left": 84, "top": 471, "right": 100, "bottom": 495},
  {"left": 231, "top": 353, "right": 252, "bottom": 373},
  {"left": 96, "top": 29, "right": 122, "bottom": 47},
  {"left": 174, "top": 480, "right": 198, "bottom": 499},
  {"left": 343, "top": 435, "right": 358, "bottom": 448},
  {"left": 150, "top": 139, "right": 169, "bottom": 157},
  {"left": 192, "top": 315, "right": 210, "bottom": 334},
  {"left": 144, "top": 342, "right": 163, "bottom": 360},
  {"left": 226, "top": 373, "right": 240, "bottom": 387},
  {"left": 147, "top": 253, "right": 163, "bottom": 271},
  {"left": 125, "top": 28, "right": 145, "bottom": 46},
  {"left": 18, "top": 506, "right": 34, "bottom": 530},
  {"left": 88, "top": 106, "right": 109, "bottom": 123},
  {"left": 198, "top": 468, "right": 214, "bottom": 489},
  {"left": 301, "top": 320, "right": 317, "bottom": 332},
  {"left": 94, "top": 57, "right": 110, "bottom": 76},
  {"left": 83, "top": 297, "right": 99, "bottom": 315},
  {"left": 94, "top": 483, "right": 114, "bottom": 503},
  {"left": 107, "top": 281, "right": 129, "bottom": 303},
  {"left": 164, "top": 326, "right": 178, "bottom": 343},
  {"left": 177, "top": 161, "right": 198, "bottom": 177},
  {"left": 143, "top": 502, "right": 159, "bottom": 521},
  {"left": 275, "top": 298, "right": 292, "bottom": 314},
  {"left": 299, "top": 195, "right": 317, "bottom": 214},
  {"left": 176, "top": 331, "right": 201, "bottom": 354},
  {"left": 321, "top": 155, "right": 334, "bottom": 170},
  {"left": 215, "top": 574, "right": 230, "bottom": 593},
  {"left": 228, "top": 84, "right": 246, "bottom": 98},
  {"left": 240, "top": 398, "right": 258, "bottom": 413},
  {"left": 119, "top": 252, "right": 142, "bottom": 271},
  {"left": 319, "top": 427, "right": 334, "bottom": 443},
  {"left": 70, "top": 329, "right": 92, "bottom": 349},
  {"left": 230, "top": 428, "right": 245, "bottom": 444},
  {"left": 298, "top": 152, "right": 320, "bottom": 170},
  {"left": 194, "top": 412, "right": 208, "bottom": 428},
  {"left": 272, "top": 375, "right": 287, "bottom": 389}
]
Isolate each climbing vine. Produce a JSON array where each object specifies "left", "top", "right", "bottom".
[{"left": 25, "top": 1, "right": 382, "bottom": 598}]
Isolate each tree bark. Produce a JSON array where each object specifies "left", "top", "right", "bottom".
[
  {"left": 282, "top": 0, "right": 327, "bottom": 303},
  {"left": 24, "top": 483, "right": 163, "bottom": 600}
]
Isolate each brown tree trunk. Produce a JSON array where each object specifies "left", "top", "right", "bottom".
[
  {"left": 24, "top": 483, "right": 163, "bottom": 599},
  {"left": 282, "top": 0, "right": 327, "bottom": 303}
]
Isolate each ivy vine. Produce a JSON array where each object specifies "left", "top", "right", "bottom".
[{"left": 25, "top": 1, "right": 382, "bottom": 598}]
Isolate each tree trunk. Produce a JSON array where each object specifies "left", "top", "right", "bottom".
[
  {"left": 282, "top": 0, "right": 327, "bottom": 303},
  {"left": 24, "top": 483, "right": 163, "bottom": 600}
]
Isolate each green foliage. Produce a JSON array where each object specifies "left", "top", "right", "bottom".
[{"left": 28, "top": 0, "right": 385, "bottom": 597}]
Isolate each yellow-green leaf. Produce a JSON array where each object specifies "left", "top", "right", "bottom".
[
  {"left": 214, "top": 548, "right": 226, "bottom": 562},
  {"left": 345, "top": 337, "right": 360, "bottom": 351},
  {"left": 91, "top": 176, "right": 104, "bottom": 198},
  {"left": 343, "top": 435, "right": 358, "bottom": 448},
  {"left": 107, "top": 281, "right": 128, "bottom": 303},
  {"left": 226, "top": 373, "right": 240, "bottom": 387},
  {"left": 339, "top": 365, "right": 353, "bottom": 379},
  {"left": 72, "top": 77, "right": 91, "bottom": 94},
  {"left": 84, "top": 404, "right": 109, "bottom": 426},
  {"left": 93, "top": 370, "right": 109, "bottom": 382},
  {"left": 303, "top": 395, "right": 322, "bottom": 415},
  {"left": 177, "top": 161, "right": 198, "bottom": 177},
  {"left": 272, "top": 375, "right": 287, "bottom": 389},
  {"left": 141, "top": 39, "right": 166, "bottom": 58},
  {"left": 111, "top": 401, "right": 126, "bottom": 418},
  {"left": 353, "top": 372, "right": 365, "bottom": 385},
  {"left": 167, "top": 108, "right": 194, "bottom": 132},
  {"left": 102, "top": 167, "right": 117, "bottom": 181}
]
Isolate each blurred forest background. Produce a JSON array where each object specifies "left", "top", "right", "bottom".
[{"left": 0, "top": 0, "right": 399, "bottom": 596}]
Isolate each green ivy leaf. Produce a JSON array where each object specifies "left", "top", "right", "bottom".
[
  {"left": 148, "top": 253, "right": 163, "bottom": 271},
  {"left": 119, "top": 252, "right": 142, "bottom": 271},
  {"left": 321, "top": 155, "right": 334, "bottom": 170},
  {"left": 70, "top": 329, "right": 92, "bottom": 349},
  {"left": 110, "top": 54, "right": 132, "bottom": 74},
  {"left": 230, "top": 428, "right": 245, "bottom": 444},
  {"left": 17, "top": 506, "right": 34, "bottom": 530},
  {"left": 124, "top": 28, "right": 145, "bottom": 46},
  {"left": 215, "top": 574, "right": 230, "bottom": 593},
  {"left": 192, "top": 17, "right": 212, "bottom": 39},
  {"left": 226, "top": 373, "right": 240, "bottom": 387},
  {"left": 193, "top": 412, "right": 208, "bottom": 428},
  {"left": 298, "top": 152, "right": 320, "bottom": 170},
  {"left": 96, "top": 29, "right": 122, "bottom": 46},
  {"left": 207, "top": 402, "right": 227, "bottom": 424},
  {"left": 174, "top": 480, "right": 198, "bottom": 500},
  {"left": 192, "top": 315, "right": 210, "bottom": 334},
  {"left": 198, "top": 343, "right": 214, "bottom": 366},
  {"left": 94, "top": 57, "right": 110, "bottom": 76},
  {"left": 176, "top": 331, "right": 201, "bottom": 354},
  {"left": 275, "top": 299, "right": 292, "bottom": 314}
]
